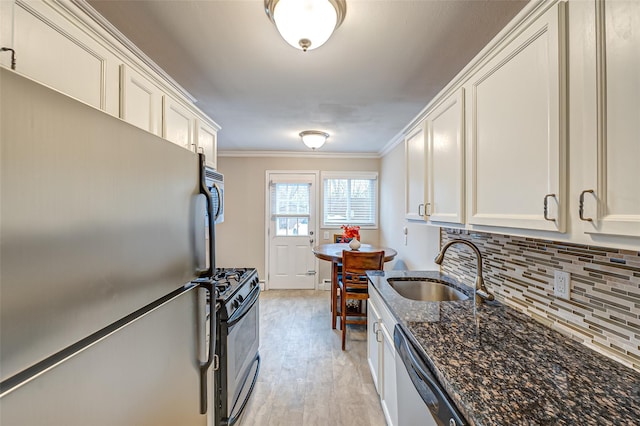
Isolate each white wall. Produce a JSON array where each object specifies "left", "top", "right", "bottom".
[
  {"left": 215, "top": 155, "right": 380, "bottom": 284},
  {"left": 379, "top": 143, "right": 440, "bottom": 271}
]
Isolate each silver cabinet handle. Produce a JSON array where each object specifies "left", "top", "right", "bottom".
[
  {"left": 543, "top": 194, "right": 556, "bottom": 221},
  {"left": 426, "top": 202, "right": 431, "bottom": 216},
  {"left": 418, "top": 203, "right": 424, "bottom": 216},
  {"left": 373, "top": 322, "right": 382, "bottom": 342},
  {"left": 579, "top": 189, "right": 595, "bottom": 222}
]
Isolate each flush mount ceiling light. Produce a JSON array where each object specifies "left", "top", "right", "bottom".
[
  {"left": 264, "top": 0, "right": 347, "bottom": 52},
  {"left": 300, "top": 130, "right": 329, "bottom": 150}
]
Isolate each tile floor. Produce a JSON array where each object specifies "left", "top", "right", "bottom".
[{"left": 237, "top": 289, "right": 386, "bottom": 426}]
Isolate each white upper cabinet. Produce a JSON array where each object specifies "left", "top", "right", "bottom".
[
  {"left": 163, "top": 95, "right": 194, "bottom": 151},
  {"left": 579, "top": 0, "right": 640, "bottom": 238},
  {"left": 0, "top": 0, "right": 220, "bottom": 168},
  {"left": 119, "top": 64, "right": 162, "bottom": 136},
  {"left": 425, "top": 88, "right": 465, "bottom": 225},
  {"left": 1, "top": 0, "right": 119, "bottom": 115},
  {"left": 466, "top": 2, "right": 567, "bottom": 232},
  {"left": 195, "top": 120, "right": 218, "bottom": 170},
  {"left": 404, "top": 122, "right": 427, "bottom": 221}
]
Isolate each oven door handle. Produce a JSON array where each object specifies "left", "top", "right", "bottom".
[
  {"left": 226, "top": 284, "right": 260, "bottom": 328},
  {"left": 226, "top": 355, "right": 261, "bottom": 426}
]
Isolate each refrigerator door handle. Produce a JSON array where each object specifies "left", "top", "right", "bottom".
[
  {"left": 197, "top": 153, "right": 216, "bottom": 278},
  {"left": 198, "top": 281, "right": 215, "bottom": 415}
]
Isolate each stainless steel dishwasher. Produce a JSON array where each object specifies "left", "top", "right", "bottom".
[{"left": 394, "top": 325, "right": 467, "bottom": 426}]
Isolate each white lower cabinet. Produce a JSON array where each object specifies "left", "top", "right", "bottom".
[
  {"left": 367, "top": 297, "right": 382, "bottom": 394},
  {"left": 368, "top": 285, "right": 398, "bottom": 426},
  {"left": 380, "top": 322, "right": 397, "bottom": 426}
]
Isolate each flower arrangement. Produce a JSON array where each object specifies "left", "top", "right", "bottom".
[{"left": 340, "top": 224, "right": 360, "bottom": 242}]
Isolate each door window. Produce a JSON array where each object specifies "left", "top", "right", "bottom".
[{"left": 271, "top": 182, "right": 311, "bottom": 236}]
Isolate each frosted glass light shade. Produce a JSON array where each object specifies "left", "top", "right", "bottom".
[
  {"left": 300, "top": 130, "right": 329, "bottom": 150},
  {"left": 265, "top": 0, "right": 347, "bottom": 51}
]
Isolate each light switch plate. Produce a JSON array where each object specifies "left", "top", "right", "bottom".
[
  {"left": 323, "top": 231, "right": 329, "bottom": 240},
  {"left": 554, "top": 270, "right": 571, "bottom": 299}
]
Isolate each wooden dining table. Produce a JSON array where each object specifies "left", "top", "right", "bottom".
[{"left": 312, "top": 243, "right": 397, "bottom": 329}]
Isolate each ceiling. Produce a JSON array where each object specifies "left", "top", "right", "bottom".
[{"left": 87, "top": 0, "right": 528, "bottom": 155}]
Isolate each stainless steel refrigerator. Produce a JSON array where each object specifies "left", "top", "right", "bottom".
[{"left": 0, "top": 68, "right": 216, "bottom": 425}]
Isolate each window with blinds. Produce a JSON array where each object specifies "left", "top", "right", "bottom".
[
  {"left": 270, "top": 181, "right": 311, "bottom": 236},
  {"left": 322, "top": 172, "right": 378, "bottom": 227}
]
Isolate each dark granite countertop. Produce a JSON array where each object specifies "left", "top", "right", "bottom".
[{"left": 367, "top": 270, "right": 640, "bottom": 426}]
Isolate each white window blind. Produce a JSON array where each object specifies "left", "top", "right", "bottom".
[{"left": 322, "top": 172, "right": 378, "bottom": 227}]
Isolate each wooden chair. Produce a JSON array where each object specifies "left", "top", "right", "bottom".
[
  {"left": 331, "top": 234, "right": 351, "bottom": 325},
  {"left": 336, "top": 250, "right": 384, "bottom": 350}
]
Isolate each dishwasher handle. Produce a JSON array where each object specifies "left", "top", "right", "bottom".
[{"left": 394, "top": 325, "right": 467, "bottom": 426}]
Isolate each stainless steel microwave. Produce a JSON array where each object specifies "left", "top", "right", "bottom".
[{"left": 205, "top": 167, "right": 224, "bottom": 224}]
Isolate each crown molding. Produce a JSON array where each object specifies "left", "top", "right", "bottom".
[
  {"left": 378, "top": 131, "right": 405, "bottom": 157},
  {"left": 218, "top": 150, "right": 380, "bottom": 159},
  {"left": 379, "top": 0, "right": 557, "bottom": 153},
  {"left": 65, "top": 0, "right": 197, "bottom": 103}
]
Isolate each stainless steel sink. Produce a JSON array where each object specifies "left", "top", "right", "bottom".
[{"left": 387, "top": 278, "right": 468, "bottom": 302}]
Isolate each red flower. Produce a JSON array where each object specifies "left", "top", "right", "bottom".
[{"left": 340, "top": 224, "right": 360, "bottom": 241}]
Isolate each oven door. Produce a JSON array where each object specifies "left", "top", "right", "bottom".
[{"left": 224, "top": 286, "right": 260, "bottom": 425}]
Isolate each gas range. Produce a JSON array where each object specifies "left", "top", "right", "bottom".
[{"left": 213, "top": 267, "right": 260, "bottom": 319}]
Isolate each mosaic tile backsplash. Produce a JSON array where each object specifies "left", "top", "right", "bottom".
[{"left": 440, "top": 228, "right": 640, "bottom": 371}]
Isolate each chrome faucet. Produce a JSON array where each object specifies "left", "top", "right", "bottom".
[{"left": 434, "top": 239, "right": 494, "bottom": 303}]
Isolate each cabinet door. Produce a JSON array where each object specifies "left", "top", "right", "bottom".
[
  {"left": 405, "top": 123, "right": 427, "bottom": 221},
  {"left": 380, "top": 323, "right": 398, "bottom": 426},
  {"left": 366, "top": 298, "right": 382, "bottom": 395},
  {"left": 580, "top": 0, "right": 640, "bottom": 237},
  {"left": 426, "top": 88, "right": 465, "bottom": 225},
  {"left": 195, "top": 120, "right": 218, "bottom": 169},
  {"left": 3, "top": 0, "right": 116, "bottom": 112},
  {"left": 120, "top": 64, "right": 162, "bottom": 136},
  {"left": 467, "top": 2, "right": 567, "bottom": 232},
  {"left": 163, "top": 95, "right": 194, "bottom": 151}
]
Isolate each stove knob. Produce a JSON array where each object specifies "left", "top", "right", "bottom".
[
  {"left": 238, "top": 295, "right": 244, "bottom": 303},
  {"left": 233, "top": 300, "right": 239, "bottom": 309}
]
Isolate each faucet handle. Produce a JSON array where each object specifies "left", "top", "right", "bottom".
[{"left": 476, "top": 289, "right": 495, "bottom": 302}]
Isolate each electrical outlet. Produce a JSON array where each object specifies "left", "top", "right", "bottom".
[
  {"left": 554, "top": 270, "right": 571, "bottom": 299},
  {"left": 323, "top": 231, "right": 329, "bottom": 240}
]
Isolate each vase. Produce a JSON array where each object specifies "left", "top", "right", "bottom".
[{"left": 349, "top": 238, "right": 361, "bottom": 250}]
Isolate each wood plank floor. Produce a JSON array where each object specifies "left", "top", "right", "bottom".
[{"left": 238, "top": 290, "right": 386, "bottom": 426}]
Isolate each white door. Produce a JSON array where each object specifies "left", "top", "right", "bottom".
[{"left": 267, "top": 173, "right": 318, "bottom": 290}]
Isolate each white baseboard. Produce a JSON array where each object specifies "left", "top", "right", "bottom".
[{"left": 319, "top": 279, "right": 331, "bottom": 291}]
